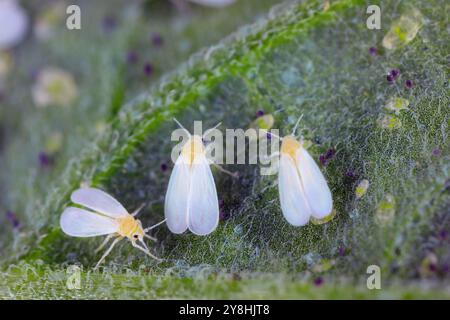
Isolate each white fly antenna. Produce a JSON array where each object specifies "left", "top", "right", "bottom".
[
  {"left": 291, "top": 114, "right": 304, "bottom": 136},
  {"left": 173, "top": 118, "right": 191, "bottom": 137},
  {"left": 131, "top": 203, "right": 146, "bottom": 217},
  {"left": 144, "top": 219, "right": 167, "bottom": 232},
  {"left": 203, "top": 122, "right": 222, "bottom": 139}
]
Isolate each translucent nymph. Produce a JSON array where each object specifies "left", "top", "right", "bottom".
[
  {"left": 385, "top": 97, "right": 410, "bottom": 114},
  {"left": 355, "top": 179, "right": 370, "bottom": 199},
  {"left": 382, "top": 8, "right": 424, "bottom": 50},
  {"left": 375, "top": 194, "right": 396, "bottom": 226},
  {"left": 378, "top": 114, "right": 402, "bottom": 130}
]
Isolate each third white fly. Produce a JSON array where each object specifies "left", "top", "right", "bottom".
[{"left": 278, "top": 135, "right": 333, "bottom": 226}]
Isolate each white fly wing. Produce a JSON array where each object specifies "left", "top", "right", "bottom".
[
  {"left": 60, "top": 207, "right": 119, "bottom": 237},
  {"left": 187, "top": 154, "right": 219, "bottom": 236},
  {"left": 164, "top": 154, "right": 190, "bottom": 234},
  {"left": 296, "top": 147, "right": 333, "bottom": 219},
  {"left": 278, "top": 154, "right": 312, "bottom": 226},
  {"left": 71, "top": 188, "right": 129, "bottom": 218}
]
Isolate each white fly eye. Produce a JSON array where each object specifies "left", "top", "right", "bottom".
[{"left": 133, "top": 234, "right": 139, "bottom": 239}]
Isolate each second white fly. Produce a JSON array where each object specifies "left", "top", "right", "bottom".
[
  {"left": 165, "top": 122, "right": 220, "bottom": 236},
  {"left": 60, "top": 187, "right": 165, "bottom": 269},
  {"left": 273, "top": 117, "right": 333, "bottom": 226}
]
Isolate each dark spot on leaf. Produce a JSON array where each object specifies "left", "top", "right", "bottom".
[
  {"left": 319, "top": 148, "right": 335, "bottom": 166},
  {"left": 151, "top": 33, "right": 164, "bottom": 47},
  {"left": 432, "top": 148, "right": 442, "bottom": 157},
  {"left": 405, "top": 79, "right": 413, "bottom": 89},
  {"left": 345, "top": 169, "right": 357, "bottom": 180},
  {"left": 144, "top": 63, "right": 154, "bottom": 76},
  {"left": 313, "top": 277, "right": 323, "bottom": 286},
  {"left": 390, "top": 69, "right": 400, "bottom": 79},
  {"left": 386, "top": 69, "right": 400, "bottom": 83},
  {"left": 368, "top": 47, "right": 377, "bottom": 56},
  {"left": 6, "top": 210, "right": 21, "bottom": 229},
  {"left": 38, "top": 152, "right": 53, "bottom": 168},
  {"left": 438, "top": 230, "right": 448, "bottom": 241},
  {"left": 428, "top": 263, "right": 437, "bottom": 272},
  {"left": 219, "top": 210, "right": 230, "bottom": 221}
]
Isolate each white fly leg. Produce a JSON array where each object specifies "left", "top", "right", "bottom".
[
  {"left": 258, "top": 151, "right": 280, "bottom": 176},
  {"left": 144, "top": 234, "right": 157, "bottom": 242},
  {"left": 94, "top": 234, "right": 115, "bottom": 253},
  {"left": 143, "top": 219, "right": 167, "bottom": 242},
  {"left": 203, "top": 123, "right": 238, "bottom": 178},
  {"left": 131, "top": 241, "right": 162, "bottom": 262},
  {"left": 259, "top": 151, "right": 280, "bottom": 162},
  {"left": 212, "top": 163, "right": 239, "bottom": 178},
  {"left": 94, "top": 236, "right": 123, "bottom": 270},
  {"left": 205, "top": 155, "right": 234, "bottom": 180}
]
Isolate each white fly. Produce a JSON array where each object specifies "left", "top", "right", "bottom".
[
  {"left": 164, "top": 121, "right": 220, "bottom": 236},
  {"left": 60, "top": 187, "right": 165, "bottom": 269},
  {"left": 277, "top": 117, "right": 333, "bottom": 226}
]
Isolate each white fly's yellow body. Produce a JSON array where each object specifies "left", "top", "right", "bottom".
[
  {"left": 60, "top": 188, "right": 163, "bottom": 269},
  {"left": 278, "top": 135, "right": 333, "bottom": 226},
  {"left": 164, "top": 135, "right": 219, "bottom": 236}
]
